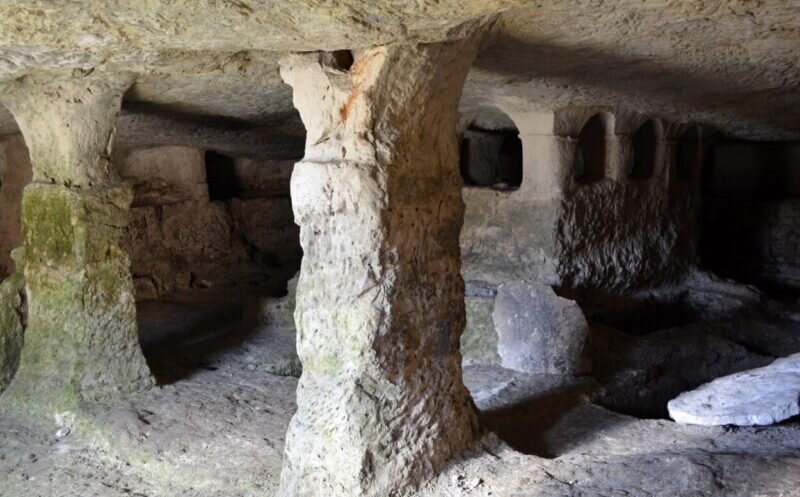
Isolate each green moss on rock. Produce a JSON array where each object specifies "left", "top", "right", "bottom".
[
  {"left": 460, "top": 295, "right": 500, "bottom": 365},
  {"left": 4, "top": 182, "right": 152, "bottom": 415}
]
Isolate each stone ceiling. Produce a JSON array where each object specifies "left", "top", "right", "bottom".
[{"left": 0, "top": 1, "right": 798, "bottom": 155}]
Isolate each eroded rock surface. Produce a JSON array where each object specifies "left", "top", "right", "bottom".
[
  {"left": 0, "top": 249, "right": 25, "bottom": 393},
  {"left": 493, "top": 281, "right": 589, "bottom": 374},
  {"left": 668, "top": 353, "right": 800, "bottom": 426},
  {"left": 276, "top": 39, "right": 482, "bottom": 496},
  {"left": 0, "top": 73, "right": 153, "bottom": 412}
]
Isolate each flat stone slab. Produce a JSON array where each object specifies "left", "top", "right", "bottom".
[{"left": 668, "top": 353, "right": 800, "bottom": 426}]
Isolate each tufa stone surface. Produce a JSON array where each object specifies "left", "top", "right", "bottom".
[
  {"left": 3, "top": 183, "right": 153, "bottom": 411},
  {"left": 0, "top": 74, "right": 153, "bottom": 413},
  {"left": 461, "top": 294, "right": 500, "bottom": 366},
  {"left": 668, "top": 353, "right": 800, "bottom": 426},
  {"left": 1, "top": 72, "right": 133, "bottom": 187},
  {"left": 0, "top": 248, "right": 26, "bottom": 393},
  {"left": 493, "top": 281, "right": 589, "bottom": 375},
  {"left": 276, "top": 37, "right": 482, "bottom": 497}
]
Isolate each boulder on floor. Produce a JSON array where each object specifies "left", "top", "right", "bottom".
[
  {"left": 668, "top": 352, "right": 800, "bottom": 426},
  {"left": 493, "top": 281, "right": 589, "bottom": 374}
]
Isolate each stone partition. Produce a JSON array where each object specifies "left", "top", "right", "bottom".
[{"left": 118, "top": 147, "right": 300, "bottom": 298}]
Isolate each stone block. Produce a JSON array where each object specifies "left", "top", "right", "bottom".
[
  {"left": 668, "top": 352, "right": 800, "bottom": 426},
  {"left": 493, "top": 281, "right": 589, "bottom": 374}
]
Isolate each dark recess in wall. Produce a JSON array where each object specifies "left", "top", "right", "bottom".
[
  {"left": 205, "top": 151, "right": 239, "bottom": 201},
  {"left": 700, "top": 140, "right": 800, "bottom": 299},
  {"left": 460, "top": 127, "right": 522, "bottom": 190},
  {"left": 675, "top": 126, "right": 700, "bottom": 181},
  {"left": 575, "top": 114, "right": 607, "bottom": 183},
  {"left": 630, "top": 120, "right": 656, "bottom": 180}
]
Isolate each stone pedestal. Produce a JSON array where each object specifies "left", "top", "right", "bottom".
[
  {"left": 277, "top": 39, "right": 481, "bottom": 497},
  {"left": 0, "top": 73, "right": 153, "bottom": 412}
]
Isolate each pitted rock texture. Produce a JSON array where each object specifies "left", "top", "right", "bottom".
[
  {"left": 668, "top": 353, "right": 800, "bottom": 427},
  {"left": 2, "top": 4, "right": 800, "bottom": 142},
  {"left": 4, "top": 183, "right": 153, "bottom": 410},
  {"left": 0, "top": 76, "right": 153, "bottom": 412},
  {"left": 555, "top": 175, "right": 695, "bottom": 292},
  {"left": 0, "top": 73, "right": 133, "bottom": 187},
  {"left": 461, "top": 113, "right": 698, "bottom": 294},
  {"left": 0, "top": 140, "right": 301, "bottom": 300},
  {"left": 462, "top": 294, "right": 500, "bottom": 366},
  {"left": 0, "top": 135, "right": 32, "bottom": 276},
  {"left": 493, "top": 281, "right": 589, "bottom": 375},
  {"left": 0, "top": 251, "right": 25, "bottom": 393},
  {"left": 276, "top": 38, "right": 482, "bottom": 497}
]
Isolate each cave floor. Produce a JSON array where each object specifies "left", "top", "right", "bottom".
[{"left": 2, "top": 288, "right": 800, "bottom": 497}]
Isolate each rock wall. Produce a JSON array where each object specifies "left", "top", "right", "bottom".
[
  {"left": 701, "top": 142, "right": 800, "bottom": 291},
  {"left": 461, "top": 110, "right": 701, "bottom": 294},
  {"left": 459, "top": 111, "right": 702, "bottom": 365},
  {"left": 120, "top": 147, "right": 301, "bottom": 298},
  {"left": 0, "top": 139, "right": 301, "bottom": 300},
  {"left": 0, "top": 135, "right": 32, "bottom": 276}
]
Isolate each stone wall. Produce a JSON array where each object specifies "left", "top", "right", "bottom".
[
  {"left": 0, "top": 138, "right": 301, "bottom": 299},
  {"left": 461, "top": 109, "right": 701, "bottom": 294},
  {"left": 119, "top": 146, "right": 300, "bottom": 299},
  {"left": 701, "top": 142, "right": 800, "bottom": 292},
  {"left": 0, "top": 135, "right": 32, "bottom": 276},
  {"left": 459, "top": 110, "right": 703, "bottom": 363}
]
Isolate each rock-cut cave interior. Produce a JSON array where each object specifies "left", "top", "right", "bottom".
[{"left": 1, "top": 2, "right": 800, "bottom": 496}]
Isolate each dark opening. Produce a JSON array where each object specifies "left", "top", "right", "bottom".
[
  {"left": 460, "top": 128, "right": 522, "bottom": 190},
  {"left": 630, "top": 120, "right": 657, "bottom": 180},
  {"left": 575, "top": 114, "right": 608, "bottom": 183},
  {"left": 675, "top": 125, "right": 700, "bottom": 181},
  {"left": 330, "top": 50, "right": 355, "bottom": 71},
  {"left": 205, "top": 151, "right": 239, "bottom": 201},
  {"left": 699, "top": 140, "right": 800, "bottom": 300}
]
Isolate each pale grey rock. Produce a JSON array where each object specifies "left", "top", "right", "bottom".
[
  {"left": 276, "top": 38, "right": 482, "bottom": 497},
  {"left": 668, "top": 353, "right": 800, "bottom": 426},
  {"left": 461, "top": 294, "right": 500, "bottom": 366},
  {"left": 0, "top": 74, "right": 154, "bottom": 412},
  {"left": 493, "top": 281, "right": 589, "bottom": 374}
]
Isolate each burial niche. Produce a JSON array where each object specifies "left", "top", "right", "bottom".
[
  {"left": 630, "top": 120, "right": 658, "bottom": 180},
  {"left": 675, "top": 125, "right": 701, "bottom": 181},
  {"left": 460, "top": 126, "right": 522, "bottom": 191},
  {"left": 574, "top": 113, "right": 610, "bottom": 183}
]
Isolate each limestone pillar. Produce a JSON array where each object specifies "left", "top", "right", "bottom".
[
  {"left": 278, "top": 39, "right": 481, "bottom": 497},
  {"left": 0, "top": 73, "right": 152, "bottom": 412},
  {"left": 503, "top": 110, "right": 572, "bottom": 197}
]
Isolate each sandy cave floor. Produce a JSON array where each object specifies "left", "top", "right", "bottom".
[{"left": 1, "top": 287, "right": 800, "bottom": 497}]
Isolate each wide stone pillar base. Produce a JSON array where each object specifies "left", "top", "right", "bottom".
[
  {"left": 277, "top": 38, "right": 482, "bottom": 497},
  {"left": 3, "top": 182, "right": 152, "bottom": 412}
]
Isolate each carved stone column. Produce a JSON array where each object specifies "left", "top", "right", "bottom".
[
  {"left": 278, "top": 38, "right": 481, "bottom": 497},
  {"left": 0, "top": 73, "right": 152, "bottom": 413}
]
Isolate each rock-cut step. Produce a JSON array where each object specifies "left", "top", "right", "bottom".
[{"left": 668, "top": 352, "right": 800, "bottom": 426}]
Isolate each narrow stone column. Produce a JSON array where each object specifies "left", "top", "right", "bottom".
[
  {"left": 503, "top": 110, "right": 573, "bottom": 197},
  {"left": 0, "top": 73, "right": 152, "bottom": 412},
  {"left": 278, "top": 39, "right": 480, "bottom": 497}
]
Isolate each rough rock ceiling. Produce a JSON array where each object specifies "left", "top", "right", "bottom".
[{"left": 0, "top": 1, "right": 798, "bottom": 154}]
